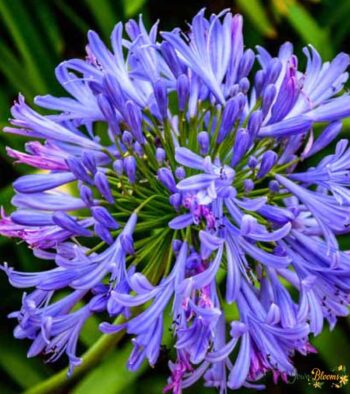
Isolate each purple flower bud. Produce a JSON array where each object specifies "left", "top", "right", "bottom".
[
  {"left": 265, "top": 58, "right": 282, "bottom": 85},
  {"left": 217, "top": 96, "right": 240, "bottom": 143},
  {"left": 262, "top": 84, "right": 277, "bottom": 116},
  {"left": 156, "top": 147, "right": 166, "bottom": 164},
  {"left": 157, "top": 167, "right": 177, "bottom": 192},
  {"left": 66, "top": 156, "right": 91, "bottom": 184},
  {"left": 133, "top": 142, "right": 144, "bottom": 157},
  {"left": 227, "top": 84, "right": 240, "bottom": 97},
  {"left": 239, "top": 77, "right": 250, "bottom": 94},
  {"left": 160, "top": 42, "right": 184, "bottom": 77},
  {"left": 125, "top": 19, "right": 140, "bottom": 40},
  {"left": 97, "top": 94, "right": 117, "bottom": 124},
  {"left": 169, "top": 193, "right": 182, "bottom": 211},
  {"left": 94, "top": 171, "right": 114, "bottom": 204},
  {"left": 79, "top": 184, "right": 94, "bottom": 206},
  {"left": 103, "top": 74, "right": 126, "bottom": 113},
  {"left": 94, "top": 222, "right": 113, "bottom": 245},
  {"left": 124, "top": 156, "right": 136, "bottom": 184},
  {"left": 237, "top": 49, "right": 255, "bottom": 80},
  {"left": 303, "top": 121, "right": 342, "bottom": 158},
  {"left": 237, "top": 92, "right": 247, "bottom": 112},
  {"left": 197, "top": 131, "right": 209, "bottom": 155},
  {"left": 168, "top": 213, "right": 193, "bottom": 229},
  {"left": 248, "top": 110, "right": 263, "bottom": 139},
  {"left": 53, "top": 212, "right": 92, "bottom": 237},
  {"left": 254, "top": 69, "right": 265, "bottom": 97},
  {"left": 91, "top": 206, "right": 119, "bottom": 229},
  {"left": 11, "top": 211, "right": 54, "bottom": 226},
  {"left": 269, "top": 180, "right": 280, "bottom": 193},
  {"left": 243, "top": 179, "right": 254, "bottom": 192},
  {"left": 231, "top": 128, "right": 250, "bottom": 167},
  {"left": 120, "top": 233, "right": 134, "bottom": 254},
  {"left": 175, "top": 166, "right": 186, "bottom": 180},
  {"left": 13, "top": 173, "right": 76, "bottom": 193},
  {"left": 257, "top": 150, "right": 278, "bottom": 179},
  {"left": 125, "top": 100, "right": 144, "bottom": 144},
  {"left": 172, "top": 239, "right": 182, "bottom": 253},
  {"left": 89, "top": 294, "right": 107, "bottom": 313},
  {"left": 176, "top": 74, "right": 189, "bottom": 111},
  {"left": 248, "top": 156, "right": 258, "bottom": 169},
  {"left": 113, "top": 159, "right": 124, "bottom": 176},
  {"left": 122, "top": 131, "right": 133, "bottom": 147},
  {"left": 82, "top": 152, "right": 97, "bottom": 175},
  {"left": 154, "top": 79, "right": 168, "bottom": 119}
]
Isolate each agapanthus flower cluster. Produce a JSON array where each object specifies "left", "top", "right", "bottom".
[{"left": 2, "top": 8, "right": 350, "bottom": 392}]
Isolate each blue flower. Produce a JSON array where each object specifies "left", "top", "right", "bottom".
[{"left": 1, "top": 8, "right": 350, "bottom": 393}]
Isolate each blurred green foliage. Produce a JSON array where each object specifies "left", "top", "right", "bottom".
[{"left": 0, "top": 0, "right": 350, "bottom": 393}]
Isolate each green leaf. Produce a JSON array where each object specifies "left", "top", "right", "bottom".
[
  {"left": 282, "top": 2, "right": 333, "bottom": 59},
  {"left": 236, "top": 0, "right": 277, "bottom": 38},
  {"left": 72, "top": 343, "right": 147, "bottom": 394},
  {"left": 312, "top": 325, "right": 350, "bottom": 372},
  {"left": 73, "top": 309, "right": 173, "bottom": 394},
  {"left": 79, "top": 314, "right": 102, "bottom": 347},
  {"left": 0, "top": 184, "right": 15, "bottom": 211},
  {"left": 84, "top": 0, "right": 123, "bottom": 41},
  {"left": 0, "top": 333, "right": 49, "bottom": 389},
  {"left": 122, "top": 0, "right": 146, "bottom": 17},
  {"left": 0, "top": 0, "right": 53, "bottom": 92},
  {"left": 0, "top": 41, "right": 34, "bottom": 97},
  {"left": 56, "top": 0, "right": 90, "bottom": 34},
  {"left": 36, "top": 1, "right": 64, "bottom": 56}
]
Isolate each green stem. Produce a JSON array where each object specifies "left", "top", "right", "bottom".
[
  {"left": 24, "top": 318, "right": 125, "bottom": 394},
  {"left": 134, "top": 194, "right": 162, "bottom": 213}
]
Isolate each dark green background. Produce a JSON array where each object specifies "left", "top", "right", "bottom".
[{"left": 0, "top": 0, "right": 349, "bottom": 393}]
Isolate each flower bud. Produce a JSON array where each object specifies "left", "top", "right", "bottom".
[
  {"left": 169, "top": 193, "right": 182, "bottom": 211},
  {"left": 269, "top": 180, "right": 280, "bottom": 193},
  {"left": 265, "top": 58, "right": 282, "bottom": 85},
  {"left": 66, "top": 156, "right": 91, "bottom": 184},
  {"left": 243, "top": 179, "right": 254, "bottom": 192},
  {"left": 197, "top": 131, "right": 209, "bottom": 155},
  {"left": 133, "top": 142, "right": 144, "bottom": 157},
  {"left": 125, "top": 100, "right": 144, "bottom": 144},
  {"left": 175, "top": 166, "right": 186, "bottom": 180},
  {"left": 156, "top": 147, "right": 166, "bottom": 164},
  {"left": 303, "top": 121, "right": 342, "bottom": 158},
  {"left": 254, "top": 69, "right": 265, "bottom": 97},
  {"left": 154, "top": 79, "right": 168, "bottom": 120},
  {"left": 122, "top": 130, "right": 133, "bottom": 147},
  {"left": 97, "top": 94, "right": 117, "bottom": 125},
  {"left": 158, "top": 167, "right": 177, "bottom": 192},
  {"left": 248, "top": 156, "right": 258, "bottom": 169},
  {"left": 79, "top": 184, "right": 94, "bottom": 206},
  {"left": 237, "top": 49, "right": 255, "bottom": 80},
  {"left": 124, "top": 156, "right": 136, "bottom": 184},
  {"left": 94, "top": 171, "right": 114, "bottom": 204},
  {"left": 248, "top": 110, "right": 263, "bottom": 139},
  {"left": 176, "top": 74, "right": 189, "bottom": 111},
  {"left": 113, "top": 159, "right": 124, "bottom": 176},
  {"left": 160, "top": 42, "right": 184, "bottom": 77},
  {"left": 217, "top": 96, "right": 240, "bottom": 143},
  {"left": 231, "top": 128, "right": 250, "bottom": 167},
  {"left": 257, "top": 150, "right": 278, "bottom": 179},
  {"left": 92, "top": 206, "right": 119, "bottom": 229},
  {"left": 82, "top": 152, "right": 97, "bottom": 175},
  {"left": 94, "top": 222, "right": 113, "bottom": 245},
  {"left": 53, "top": 212, "right": 92, "bottom": 237},
  {"left": 239, "top": 77, "right": 250, "bottom": 94},
  {"left": 262, "top": 84, "right": 277, "bottom": 116}
]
